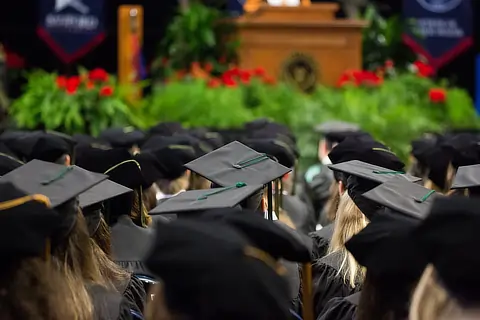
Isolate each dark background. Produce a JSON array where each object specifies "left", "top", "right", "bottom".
[{"left": 0, "top": 0, "right": 478, "bottom": 98}]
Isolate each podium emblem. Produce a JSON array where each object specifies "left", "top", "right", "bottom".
[{"left": 281, "top": 52, "right": 318, "bottom": 93}]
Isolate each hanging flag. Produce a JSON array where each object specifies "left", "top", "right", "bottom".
[
  {"left": 37, "top": 0, "right": 106, "bottom": 64},
  {"left": 402, "top": 0, "right": 473, "bottom": 70},
  {"left": 228, "top": 0, "right": 246, "bottom": 16}
]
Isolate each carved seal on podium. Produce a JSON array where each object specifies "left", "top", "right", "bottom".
[{"left": 281, "top": 52, "right": 318, "bottom": 92}]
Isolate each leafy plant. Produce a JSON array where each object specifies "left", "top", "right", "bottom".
[
  {"left": 152, "top": 1, "right": 239, "bottom": 82},
  {"left": 362, "top": 4, "right": 416, "bottom": 71},
  {"left": 10, "top": 68, "right": 136, "bottom": 136},
  {"left": 141, "top": 70, "right": 479, "bottom": 169}
]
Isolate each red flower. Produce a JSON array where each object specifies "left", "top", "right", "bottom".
[
  {"left": 429, "top": 88, "right": 447, "bottom": 103},
  {"left": 222, "top": 75, "right": 237, "bottom": 87},
  {"left": 413, "top": 61, "right": 434, "bottom": 78},
  {"left": 336, "top": 70, "right": 383, "bottom": 87},
  {"left": 89, "top": 68, "right": 109, "bottom": 82},
  {"left": 239, "top": 71, "right": 251, "bottom": 84},
  {"left": 64, "top": 76, "right": 80, "bottom": 94},
  {"left": 253, "top": 67, "right": 266, "bottom": 77},
  {"left": 263, "top": 75, "right": 276, "bottom": 85},
  {"left": 225, "top": 67, "right": 240, "bottom": 77},
  {"left": 99, "top": 86, "right": 114, "bottom": 97},
  {"left": 207, "top": 78, "right": 221, "bottom": 88},
  {"left": 385, "top": 60, "right": 394, "bottom": 69},
  {"left": 56, "top": 76, "right": 67, "bottom": 88}
]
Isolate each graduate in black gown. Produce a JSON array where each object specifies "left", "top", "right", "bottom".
[
  {"left": 0, "top": 181, "right": 98, "bottom": 319},
  {"left": 450, "top": 163, "right": 480, "bottom": 197},
  {"left": 410, "top": 196, "right": 480, "bottom": 320},
  {"left": 311, "top": 136, "right": 411, "bottom": 317},
  {"left": 0, "top": 160, "right": 135, "bottom": 319},
  {"left": 319, "top": 176, "right": 436, "bottom": 320}
]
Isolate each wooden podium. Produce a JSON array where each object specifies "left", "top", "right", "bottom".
[{"left": 234, "top": 4, "right": 367, "bottom": 91}]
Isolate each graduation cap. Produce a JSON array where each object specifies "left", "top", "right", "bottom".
[
  {"left": 0, "top": 159, "right": 108, "bottom": 208},
  {"left": 244, "top": 118, "right": 296, "bottom": 143},
  {"left": 328, "top": 160, "right": 420, "bottom": 219},
  {"left": 314, "top": 121, "right": 360, "bottom": 134},
  {"left": 188, "top": 128, "right": 225, "bottom": 150},
  {"left": 441, "top": 133, "right": 480, "bottom": 168},
  {"left": 99, "top": 127, "right": 146, "bottom": 148},
  {"left": 137, "top": 144, "right": 197, "bottom": 181},
  {"left": 362, "top": 175, "right": 443, "bottom": 220},
  {"left": 328, "top": 136, "right": 405, "bottom": 171},
  {"left": 0, "top": 181, "right": 61, "bottom": 259},
  {"left": 145, "top": 219, "right": 292, "bottom": 320},
  {"left": 410, "top": 133, "right": 441, "bottom": 166},
  {"left": 413, "top": 197, "right": 480, "bottom": 307},
  {"left": 185, "top": 141, "right": 291, "bottom": 220},
  {"left": 0, "top": 148, "right": 24, "bottom": 176},
  {"left": 149, "top": 183, "right": 264, "bottom": 216},
  {"left": 2, "top": 131, "right": 74, "bottom": 163},
  {"left": 244, "top": 138, "right": 297, "bottom": 169},
  {"left": 79, "top": 179, "right": 132, "bottom": 209},
  {"left": 79, "top": 179, "right": 132, "bottom": 236},
  {"left": 142, "top": 134, "right": 211, "bottom": 158},
  {"left": 346, "top": 210, "right": 427, "bottom": 279},
  {"left": 451, "top": 164, "right": 480, "bottom": 190},
  {"left": 213, "top": 128, "right": 248, "bottom": 144},
  {"left": 148, "top": 121, "right": 187, "bottom": 137}
]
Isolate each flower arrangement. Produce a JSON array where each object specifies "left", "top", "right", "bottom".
[{"left": 10, "top": 68, "right": 135, "bottom": 136}]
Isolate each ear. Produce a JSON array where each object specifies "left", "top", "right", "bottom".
[
  {"left": 185, "top": 169, "right": 191, "bottom": 179},
  {"left": 338, "top": 180, "right": 345, "bottom": 195},
  {"left": 65, "top": 154, "right": 71, "bottom": 166},
  {"left": 318, "top": 140, "right": 327, "bottom": 161},
  {"left": 260, "top": 197, "right": 266, "bottom": 213}
]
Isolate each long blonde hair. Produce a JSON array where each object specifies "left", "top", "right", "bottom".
[
  {"left": 424, "top": 163, "right": 456, "bottom": 194},
  {"left": 0, "top": 257, "right": 93, "bottom": 320},
  {"left": 410, "top": 264, "right": 459, "bottom": 320},
  {"left": 325, "top": 180, "right": 341, "bottom": 223},
  {"left": 327, "top": 192, "right": 368, "bottom": 288}
]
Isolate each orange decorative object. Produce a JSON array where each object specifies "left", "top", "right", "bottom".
[{"left": 233, "top": 3, "right": 368, "bottom": 89}]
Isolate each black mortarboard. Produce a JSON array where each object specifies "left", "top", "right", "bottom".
[
  {"left": 142, "top": 134, "right": 210, "bottom": 158},
  {"left": 145, "top": 219, "right": 291, "bottom": 320},
  {"left": 149, "top": 183, "right": 264, "bottom": 215},
  {"left": 76, "top": 147, "right": 145, "bottom": 190},
  {"left": 201, "top": 208, "right": 312, "bottom": 262},
  {"left": 138, "top": 143, "right": 197, "bottom": 181},
  {"left": 244, "top": 118, "right": 296, "bottom": 143},
  {"left": 3, "top": 131, "right": 73, "bottom": 163},
  {"left": 213, "top": 128, "right": 248, "bottom": 144},
  {"left": 362, "top": 176, "right": 442, "bottom": 219},
  {"left": 148, "top": 121, "right": 187, "bottom": 137},
  {"left": 99, "top": 127, "right": 146, "bottom": 148},
  {"left": 451, "top": 164, "right": 480, "bottom": 189},
  {"left": 244, "top": 138, "right": 297, "bottom": 168},
  {"left": 0, "top": 159, "right": 108, "bottom": 208},
  {"left": 188, "top": 128, "right": 225, "bottom": 150},
  {"left": 346, "top": 210, "right": 427, "bottom": 279},
  {"left": 0, "top": 148, "right": 24, "bottom": 176},
  {"left": 185, "top": 141, "right": 291, "bottom": 187},
  {"left": 72, "top": 133, "right": 108, "bottom": 148},
  {"left": 328, "top": 136, "right": 405, "bottom": 171},
  {"left": 79, "top": 179, "right": 132, "bottom": 209},
  {"left": 328, "top": 160, "right": 420, "bottom": 185},
  {"left": 314, "top": 121, "right": 360, "bottom": 134},
  {"left": 413, "top": 197, "right": 480, "bottom": 307},
  {"left": 411, "top": 133, "right": 441, "bottom": 166},
  {"left": 0, "top": 181, "right": 60, "bottom": 259}
]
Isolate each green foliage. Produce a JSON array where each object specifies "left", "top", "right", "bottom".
[
  {"left": 141, "top": 74, "right": 479, "bottom": 169},
  {"left": 152, "top": 1, "right": 238, "bottom": 80},
  {"left": 362, "top": 5, "right": 416, "bottom": 70},
  {"left": 10, "top": 69, "right": 136, "bottom": 136}
]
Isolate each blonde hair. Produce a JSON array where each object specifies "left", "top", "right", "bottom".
[
  {"left": 0, "top": 258, "right": 93, "bottom": 320},
  {"left": 132, "top": 189, "right": 152, "bottom": 227},
  {"left": 91, "top": 240, "right": 131, "bottom": 293},
  {"left": 325, "top": 180, "right": 340, "bottom": 223},
  {"left": 157, "top": 171, "right": 191, "bottom": 195},
  {"left": 328, "top": 192, "right": 368, "bottom": 288},
  {"left": 410, "top": 264, "right": 459, "bottom": 320},
  {"left": 188, "top": 172, "right": 211, "bottom": 190}
]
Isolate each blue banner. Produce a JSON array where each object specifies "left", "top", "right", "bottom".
[
  {"left": 37, "top": 0, "right": 106, "bottom": 64},
  {"left": 403, "top": 0, "right": 473, "bottom": 70},
  {"left": 228, "top": 0, "right": 246, "bottom": 17}
]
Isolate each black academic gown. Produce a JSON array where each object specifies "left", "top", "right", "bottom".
[
  {"left": 309, "top": 223, "right": 334, "bottom": 260},
  {"left": 117, "top": 275, "right": 147, "bottom": 317},
  {"left": 317, "top": 291, "right": 360, "bottom": 320},
  {"left": 111, "top": 215, "right": 155, "bottom": 277},
  {"left": 87, "top": 284, "right": 134, "bottom": 320},
  {"left": 312, "top": 251, "right": 362, "bottom": 318},
  {"left": 282, "top": 194, "right": 315, "bottom": 233}
]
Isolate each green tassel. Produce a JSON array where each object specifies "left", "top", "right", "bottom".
[{"left": 197, "top": 182, "right": 247, "bottom": 200}]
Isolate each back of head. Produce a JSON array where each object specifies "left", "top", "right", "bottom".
[{"left": 146, "top": 219, "right": 291, "bottom": 320}]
